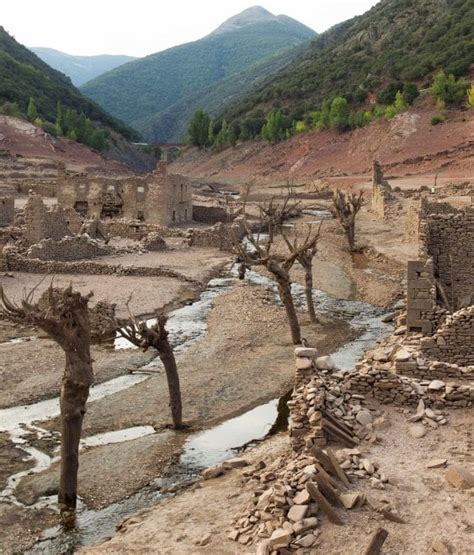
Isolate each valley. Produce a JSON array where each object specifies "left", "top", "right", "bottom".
[{"left": 0, "top": 1, "right": 473, "bottom": 554}]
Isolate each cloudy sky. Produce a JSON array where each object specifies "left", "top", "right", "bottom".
[{"left": 3, "top": 0, "right": 379, "bottom": 57}]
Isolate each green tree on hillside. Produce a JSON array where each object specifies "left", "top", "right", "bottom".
[
  {"left": 188, "top": 110, "right": 211, "bottom": 148},
  {"left": 329, "top": 97, "right": 350, "bottom": 131},
  {"left": 394, "top": 90, "right": 406, "bottom": 111},
  {"left": 27, "top": 97, "right": 37, "bottom": 122},
  {"left": 431, "top": 71, "right": 468, "bottom": 105},
  {"left": 468, "top": 85, "right": 474, "bottom": 108},
  {"left": 262, "top": 110, "right": 286, "bottom": 143}
]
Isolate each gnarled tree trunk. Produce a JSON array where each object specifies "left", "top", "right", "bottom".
[
  {"left": 269, "top": 261, "right": 301, "bottom": 345},
  {"left": 156, "top": 329, "right": 182, "bottom": 429},
  {"left": 59, "top": 349, "right": 93, "bottom": 509},
  {"left": 301, "top": 258, "right": 318, "bottom": 324}
]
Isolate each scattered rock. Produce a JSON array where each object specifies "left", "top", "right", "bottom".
[
  {"left": 315, "top": 355, "right": 336, "bottom": 371},
  {"left": 428, "top": 380, "right": 445, "bottom": 391},
  {"left": 340, "top": 492, "right": 360, "bottom": 509},
  {"left": 269, "top": 528, "right": 293, "bottom": 549},
  {"left": 195, "top": 533, "right": 212, "bottom": 546},
  {"left": 431, "top": 538, "right": 451, "bottom": 554},
  {"left": 201, "top": 464, "right": 226, "bottom": 480},
  {"left": 294, "top": 347, "right": 318, "bottom": 358},
  {"left": 356, "top": 409, "right": 373, "bottom": 426},
  {"left": 409, "top": 424, "right": 426, "bottom": 439},
  {"left": 427, "top": 459, "right": 447, "bottom": 469},
  {"left": 287, "top": 504, "right": 309, "bottom": 522},
  {"left": 445, "top": 465, "right": 474, "bottom": 490}
]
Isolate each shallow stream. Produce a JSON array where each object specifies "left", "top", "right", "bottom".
[{"left": 1, "top": 240, "right": 391, "bottom": 553}]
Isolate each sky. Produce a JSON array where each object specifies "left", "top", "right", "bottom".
[{"left": 2, "top": 0, "right": 379, "bottom": 58}]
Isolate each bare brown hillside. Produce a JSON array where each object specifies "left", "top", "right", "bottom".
[{"left": 173, "top": 107, "right": 474, "bottom": 185}]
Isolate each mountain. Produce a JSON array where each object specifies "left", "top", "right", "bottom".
[
  {"left": 135, "top": 43, "right": 309, "bottom": 143},
  {"left": 0, "top": 26, "right": 139, "bottom": 141},
  {"left": 30, "top": 47, "right": 136, "bottom": 86},
  {"left": 81, "top": 6, "right": 316, "bottom": 142},
  {"left": 221, "top": 0, "right": 474, "bottom": 131}
]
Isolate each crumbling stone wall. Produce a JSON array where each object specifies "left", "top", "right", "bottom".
[
  {"left": 4, "top": 246, "right": 196, "bottom": 283},
  {"left": 406, "top": 259, "right": 436, "bottom": 334},
  {"left": 27, "top": 235, "right": 112, "bottom": 261},
  {"left": 187, "top": 222, "right": 241, "bottom": 251},
  {"left": 405, "top": 197, "right": 459, "bottom": 242},
  {"left": 193, "top": 205, "right": 230, "bottom": 224},
  {"left": 406, "top": 204, "right": 474, "bottom": 336},
  {"left": 57, "top": 161, "right": 192, "bottom": 226},
  {"left": 23, "top": 193, "right": 74, "bottom": 245},
  {"left": 420, "top": 306, "right": 474, "bottom": 366},
  {"left": 140, "top": 232, "right": 167, "bottom": 251},
  {"left": 421, "top": 208, "right": 474, "bottom": 310},
  {"left": 370, "top": 160, "right": 394, "bottom": 219},
  {"left": 89, "top": 300, "right": 116, "bottom": 342}
]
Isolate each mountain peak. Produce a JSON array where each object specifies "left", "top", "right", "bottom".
[{"left": 210, "top": 6, "right": 276, "bottom": 35}]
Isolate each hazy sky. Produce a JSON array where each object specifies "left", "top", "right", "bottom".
[{"left": 3, "top": 0, "right": 379, "bottom": 57}]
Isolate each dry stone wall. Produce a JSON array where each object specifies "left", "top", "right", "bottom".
[
  {"left": 4, "top": 247, "right": 196, "bottom": 283},
  {"left": 187, "top": 222, "right": 242, "bottom": 251},
  {"left": 0, "top": 185, "right": 14, "bottom": 226},
  {"left": 27, "top": 235, "right": 113, "bottom": 261},
  {"left": 421, "top": 207, "right": 474, "bottom": 310},
  {"left": 420, "top": 306, "right": 474, "bottom": 366}
]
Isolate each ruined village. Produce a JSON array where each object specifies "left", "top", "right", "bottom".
[
  {"left": 0, "top": 1, "right": 473, "bottom": 554},
  {"left": 0, "top": 109, "right": 472, "bottom": 554}
]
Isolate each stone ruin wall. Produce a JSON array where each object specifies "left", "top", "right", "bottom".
[
  {"left": 405, "top": 203, "right": 474, "bottom": 371},
  {"left": 187, "top": 222, "right": 242, "bottom": 251},
  {"left": 370, "top": 160, "right": 393, "bottom": 219},
  {"left": 192, "top": 204, "right": 231, "bottom": 224},
  {"left": 3, "top": 246, "right": 194, "bottom": 283},
  {"left": 420, "top": 306, "right": 474, "bottom": 366},
  {"left": 27, "top": 235, "right": 113, "bottom": 261},
  {"left": 421, "top": 207, "right": 474, "bottom": 310},
  {"left": 405, "top": 197, "right": 460, "bottom": 243},
  {"left": 57, "top": 162, "right": 193, "bottom": 226}
]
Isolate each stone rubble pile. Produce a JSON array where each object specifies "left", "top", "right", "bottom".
[
  {"left": 223, "top": 348, "right": 394, "bottom": 553},
  {"left": 345, "top": 309, "right": 473, "bottom": 409},
  {"left": 226, "top": 445, "right": 377, "bottom": 553}
]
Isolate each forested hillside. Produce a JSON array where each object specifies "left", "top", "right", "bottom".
[
  {"left": 0, "top": 27, "right": 139, "bottom": 142},
  {"left": 81, "top": 7, "right": 316, "bottom": 142},
  {"left": 221, "top": 0, "right": 473, "bottom": 137}
]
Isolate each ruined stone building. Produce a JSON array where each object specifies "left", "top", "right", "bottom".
[
  {"left": 57, "top": 161, "right": 192, "bottom": 225},
  {"left": 370, "top": 160, "right": 396, "bottom": 219},
  {"left": 406, "top": 203, "right": 473, "bottom": 365}
]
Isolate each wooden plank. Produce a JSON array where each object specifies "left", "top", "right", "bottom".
[
  {"left": 306, "top": 480, "right": 344, "bottom": 525},
  {"left": 321, "top": 409, "right": 355, "bottom": 436},
  {"left": 314, "top": 462, "right": 341, "bottom": 490},
  {"left": 321, "top": 418, "right": 358, "bottom": 447},
  {"left": 310, "top": 446, "right": 335, "bottom": 475},
  {"left": 326, "top": 448, "right": 351, "bottom": 489},
  {"left": 363, "top": 528, "right": 389, "bottom": 555},
  {"left": 313, "top": 473, "right": 342, "bottom": 508}
]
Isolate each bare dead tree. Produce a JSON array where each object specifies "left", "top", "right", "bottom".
[
  {"left": 114, "top": 307, "right": 183, "bottom": 429},
  {"left": 0, "top": 284, "right": 93, "bottom": 511},
  {"left": 332, "top": 189, "right": 365, "bottom": 252},
  {"left": 233, "top": 206, "right": 303, "bottom": 345},
  {"left": 281, "top": 222, "right": 322, "bottom": 324}
]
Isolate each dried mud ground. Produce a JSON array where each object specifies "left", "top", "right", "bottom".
[{"left": 82, "top": 407, "right": 473, "bottom": 555}]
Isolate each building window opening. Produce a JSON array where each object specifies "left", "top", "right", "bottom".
[
  {"left": 172, "top": 210, "right": 176, "bottom": 222},
  {"left": 184, "top": 209, "right": 188, "bottom": 221}
]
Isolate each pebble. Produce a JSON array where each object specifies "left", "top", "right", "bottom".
[{"left": 409, "top": 424, "right": 426, "bottom": 438}]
